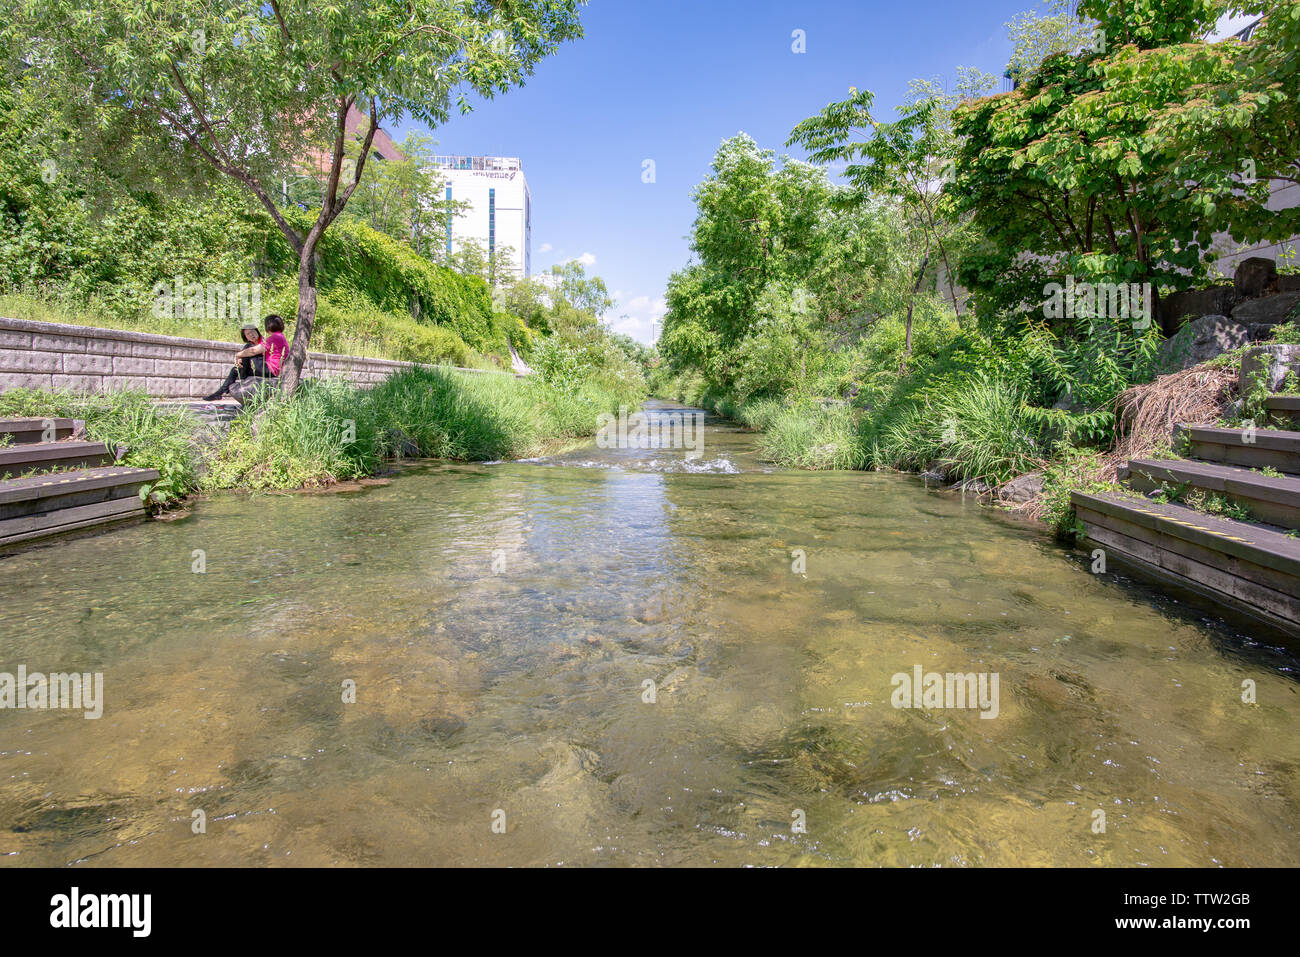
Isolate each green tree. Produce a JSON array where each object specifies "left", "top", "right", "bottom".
[
  {"left": 437, "top": 237, "right": 520, "bottom": 289},
  {"left": 546, "top": 260, "right": 615, "bottom": 318},
  {"left": 340, "top": 133, "right": 466, "bottom": 260},
  {"left": 6, "top": 0, "right": 584, "bottom": 394},
  {"left": 1005, "top": 1, "right": 1100, "bottom": 81},
  {"left": 789, "top": 88, "right": 965, "bottom": 354},
  {"left": 950, "top": 0, "right": 1298, "bottom": 334}
]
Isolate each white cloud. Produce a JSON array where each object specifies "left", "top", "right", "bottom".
[
  {"left": 574, "top": 252, "right": 597, "bottom": 267},
  {"left": 609, "top": 293, "right": 668, "bottom": 345},
  {"left": 538, "top": 243, "right": 553, "bottom": 254}
]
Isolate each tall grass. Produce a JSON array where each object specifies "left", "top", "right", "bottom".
[
  {"left": 735, "top": 396, "right": 786, "bottom": 432},
  {"left": 867, "top": 379, "right": 1046, "bottom": 483},
  {"left": 758, "top": 402, "right": 866, "bottom": 470},
  {"left": 202, "top": 366, "right": 630, "bottom": 490}
]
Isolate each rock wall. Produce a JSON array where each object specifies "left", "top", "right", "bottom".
[{"left": 0, "top": 316, "right": 502, "bottom": 398}]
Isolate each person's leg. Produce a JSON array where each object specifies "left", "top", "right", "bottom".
[
  {"left": 203, "top": 365, "right": 241, "bottom": 401},
  {"left": 248, "top": 355, "right": 268, "bottom": 378}
]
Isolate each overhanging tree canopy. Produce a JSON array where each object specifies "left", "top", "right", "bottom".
[{"left": 950, "top": 0, "right": 1298, "bottom": 333}]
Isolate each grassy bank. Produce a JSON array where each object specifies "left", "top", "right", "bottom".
[
  {"left": 655, "top": 312, "right": 1066, "bottom": 482},
  {"left": 1, "top": 365, "right": 642, "bottom": 504},
  {"left": 655, "top": 312, "right": 1300, "bottom": 538},
  {"left": 204, "top": 366, "right": 633, "bottom": 490}
]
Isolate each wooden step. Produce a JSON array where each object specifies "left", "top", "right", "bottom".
[
  {"left": 0, "top": 417, "right": 78, "bottom": 444},
  {"left": 1174, "top": 424, "right": 1300, "bottom": 476},
  {"left": 0, "top": 466, "right": 157, "bottom": 550},
  {"left": 1072, "top": 490, "right": 1300, "bottom": 633},
  {"left": 0, "top": 465, "right": 159, "bottom": 521},
  {"left": 1265, "top": 394, "right": 1300, "bottom": 429},
  {"left": 0, "top": 496, "right": 149, "bottom": 549},
  {"left": 1122, "top": 458, "right": 1300, "bottom": 531},
  {"left": 0, "top": 439, "right": 116, "bottom": 477}
]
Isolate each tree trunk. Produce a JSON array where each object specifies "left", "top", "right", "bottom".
[
  {"left": 904, "top": 252, "right": 931, "bottom": 360},
  {"left": 272, "top": 97, "right": 378, "bottom": 397},
  {"left": 279, "top": 242, "right": 319, "bottom": 396}
]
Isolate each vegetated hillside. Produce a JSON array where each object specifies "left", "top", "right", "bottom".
[{"left": 0, "top": 78, "right": 518, "bottom": 368}]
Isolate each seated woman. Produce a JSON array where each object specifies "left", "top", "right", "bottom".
[
  {"left": 203, "top": 323, "right": 264, "bottom": 401},
  {"left": 203, "top": 316, "right": 289, "bottom": 401}
]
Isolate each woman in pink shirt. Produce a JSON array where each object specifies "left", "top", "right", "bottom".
[
  {"left": 203, "top": 315, "right": 289, "bottom": 401},
  {"left": 252, "top": 315, "right": 289, "bottom": 376}
]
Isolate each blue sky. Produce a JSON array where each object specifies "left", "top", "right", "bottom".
[{"left": 392, "top": 0, "right": 1041, "bottom": 343}]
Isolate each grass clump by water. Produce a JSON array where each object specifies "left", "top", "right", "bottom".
[
  {"left": 202, "top": 366, "right": 634, "bottom": 491},
  {"left": 758, "top": 402, "right": 866, "bottom": 471},
  {"left": 866, "top": 378, "right": 1047, "bottom": 484},
  {"left": 0, "top": 387, "right": 202, "bottom": 504},
  {"left": 1, "top": 366, "right": 642, "bottom": 500}
]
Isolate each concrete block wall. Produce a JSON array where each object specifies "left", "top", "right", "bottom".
[
  {"left": 0, "top": 317, "right": 503, "bottom": 397},
  {"left": 1210, "top": 180, "right": 1300, "bottom": 279}
]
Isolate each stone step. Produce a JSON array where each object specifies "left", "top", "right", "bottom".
[
  {"left": 0, "top": 466, "right": 157, "bottom": 550},
  {"left": 0, "top": 465, "right": 159, "bottom": 521},
  {"left": 1174, "top": 424, "right": 1300, "bottom": 476},
  {"left": 1265, "top": 394, "right": 1300, "bottom": 430},
  {"left": 1122, "top": 457, "right": 1300, "bottom": 531},
  {"left": 1072, "top": 490, "right": 1300, "bottom": 634},
  {"left": 0, "top": 417, "right": 79, "bottom": 444},
  {"left": 0, "top": 439, "right": 117, "bottom": 477}
]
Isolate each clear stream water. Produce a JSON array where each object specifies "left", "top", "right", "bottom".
[{"left": 1, "top": 401, "right": 1297, "bottom": 867}]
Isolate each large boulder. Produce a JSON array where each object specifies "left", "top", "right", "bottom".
[
  {"left": 1279, "top": 275, "right": 1300, "bottom": 294},
  {"left": 1230, "top": 291, "right": 1300, "bottom": 338},
  {"left": 228, "top": 375, "right": 278, "bottom": 406},
  {"left": 1156, "top": 314, "right": 1250, "bottom": 371},
  {"left": 1234, "top": 256, "right": 1279, "bottom": 298},
  {"left": 1240, "top": 344, "right": 1300, "bottom": 394},
  {"left": 999, "top": 470, "right": 1045, "bottom": 505}
]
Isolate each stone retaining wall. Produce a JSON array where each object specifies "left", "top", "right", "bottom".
[{"left": 0, "top": 316, "right": 502, "bottom": 397}]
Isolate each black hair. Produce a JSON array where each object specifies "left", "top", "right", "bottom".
[{"left": 265, "top": 315, "right": 285, "bottom": 333}]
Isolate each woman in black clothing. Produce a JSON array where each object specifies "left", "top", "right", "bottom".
[{"left": 203, "top": 324, "right": 266, "bottom": 401}]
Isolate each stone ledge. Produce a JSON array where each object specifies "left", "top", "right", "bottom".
[{"left": 1, "top": 315, "right": 519, "bottom": 397}]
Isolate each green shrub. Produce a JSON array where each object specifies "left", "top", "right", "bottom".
[
  {"left": 758, "top": 402, "right": 866, "bottom": 470},
  {"left": 531, "top": 336, "right": 588, "bottom": 394},
  {"left": 1267, "top": 321, "right": 1300, "bottom": 345},
  {"left": 385, "top": 320, "right": 473, "bottom": 367}
]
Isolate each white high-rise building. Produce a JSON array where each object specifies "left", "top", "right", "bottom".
[{"left": 433, "top": 156, "right": 531, "bottom": 280}]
